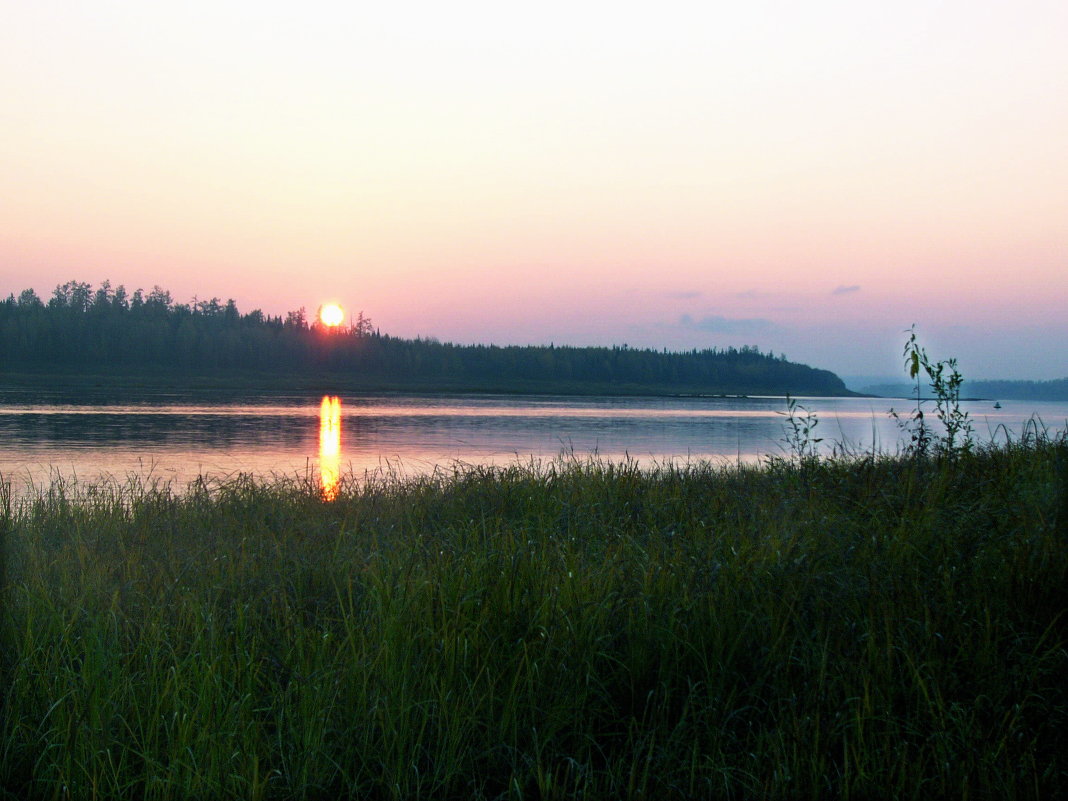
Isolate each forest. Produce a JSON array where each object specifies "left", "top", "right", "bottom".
[{"left": 0, "top": 280, "right": 852, "bottom": 396}]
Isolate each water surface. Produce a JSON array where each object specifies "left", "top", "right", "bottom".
[{"left": 1, "top": 392, "right": 1064, "bottom": 497}]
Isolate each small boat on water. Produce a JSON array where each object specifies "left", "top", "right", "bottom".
[{"left": 993, "top": 401, "right": 1002, "bottom": 409}]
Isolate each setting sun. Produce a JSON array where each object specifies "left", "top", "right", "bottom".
[{"left": 319, "top": 303, "right": 344, "bottom": 327}]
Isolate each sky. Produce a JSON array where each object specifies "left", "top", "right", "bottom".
[{"left": 2, "top": 0, "right": 1066, "bottom": 381}]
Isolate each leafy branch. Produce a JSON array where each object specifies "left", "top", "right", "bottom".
[
  {"left": 890, "top": 325, "right": 974, "bottom": 457},
  {"left": 779, "top": 394, "right": 823, "bottom": 464}
]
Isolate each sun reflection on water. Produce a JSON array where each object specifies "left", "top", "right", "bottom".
[{"left": 318, "top": 395, "right": 341, "bottom": 500}]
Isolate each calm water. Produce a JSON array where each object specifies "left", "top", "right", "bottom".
[{"left": 1, "top": 392, "right": 1065, "bottom": 497}]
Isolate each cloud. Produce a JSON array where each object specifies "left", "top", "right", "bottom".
[
  {"left": 665, "top": 290, "right": 703, "bottom": 299},
  {"left": 832, "top": 285, "right": 861, "bottom": 296},
  {"left": 679, "top": 313, "right": 776, "bottom": 335},
  {"left": 736, "top": 289, "right": 773, "bottom": 299}
]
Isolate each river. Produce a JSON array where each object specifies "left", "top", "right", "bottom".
[{"left": 1, "top": 392, "right": 1065, "bottom": 498}]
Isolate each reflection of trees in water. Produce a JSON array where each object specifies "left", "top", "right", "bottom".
[
  {"left": 0, "top": 413, "right": 313, "bottom": 447},
  {"left": 0, "top": 404, "right": 788, "bottom": 458},
  {"left": 336, "top": 412, "right": 780, "bottom": 455}
]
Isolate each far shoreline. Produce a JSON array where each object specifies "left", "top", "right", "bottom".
[{"left": 0, "top": 368, "right": 866, "bottom": 402}]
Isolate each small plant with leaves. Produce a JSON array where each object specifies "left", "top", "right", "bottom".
[
  {"left": 890, "top": 325, "right": 974, "bottom": 456},
  {"left": 779, "top": 394, "right": 823, "bottom": 463}
]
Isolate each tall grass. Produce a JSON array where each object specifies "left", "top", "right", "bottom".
[{"left": 1, "top": 434, "right": 1066, "bottom": 799}]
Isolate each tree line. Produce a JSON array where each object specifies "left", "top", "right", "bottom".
[
  {"left": 967, "top": 379, "right": 1068, "bottom": 402},
  {"left": 860, "top": 378, "right": 1068, "bottom": 402},
  {"left": 1, "top": 280, "right": 852, "bottom": 395}
]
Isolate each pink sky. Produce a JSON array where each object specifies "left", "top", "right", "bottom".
[{"left": 2, "top": 0, "right": 1066, "bottom": 380}]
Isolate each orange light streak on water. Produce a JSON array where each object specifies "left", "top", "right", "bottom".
[{"left": 318, "top": 395, "right": 342, "bottom": 500}]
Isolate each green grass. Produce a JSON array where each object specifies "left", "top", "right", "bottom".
[{"left": 1, "top": 436, "right": 1066, "bottom": 799}]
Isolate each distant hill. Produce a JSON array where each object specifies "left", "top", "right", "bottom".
[
  {"left": 967, "top": 379, "right": 1068, "bottom": 402},
  {"left": 840, "top": 375, "right": 907, "bottom": 394},
  {"left": 1, "top": 280, "right": 856, "bottom": 397},
  {"left": 858, "top": 379, "right": 1068, "bottom": 401}
]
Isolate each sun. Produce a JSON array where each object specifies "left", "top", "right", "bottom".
[{"left": 319, "top": 303, "right": 344, "bottom": 327}]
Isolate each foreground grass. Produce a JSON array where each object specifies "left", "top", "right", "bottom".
[{"left": 1, "top": 439, "right": 1066, "bottom": 800}]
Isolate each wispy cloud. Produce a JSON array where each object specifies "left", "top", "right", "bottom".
[
  {"left": 665, "top": 290, "right": 703, "bottom": 300},
  {"left": 679, "top": 313, "right": 775, "bottom": 334},
  {"left": 832, "top": 285, "right": 861, "bottom": 296}
]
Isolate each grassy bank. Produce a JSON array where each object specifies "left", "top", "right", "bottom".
[{"left": 1, "top": 438, "right": 1066, "bottom": 799}]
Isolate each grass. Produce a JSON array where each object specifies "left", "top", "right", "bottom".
[{"left": 1, "top": 435, "right": 1066, "bottom": 799}]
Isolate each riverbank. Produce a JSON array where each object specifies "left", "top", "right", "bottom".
[
  {"left": 1, "top": 439, "right": 1065, "bottom": 799},
  {"left": 0, "top": 368, "right": 863, "bottom": 403}
]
